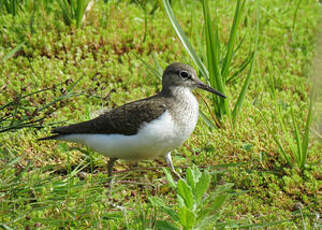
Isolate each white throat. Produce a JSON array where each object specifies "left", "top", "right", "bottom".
[{"left": 167, "top": 86, "right": 199, "bottom": 138}]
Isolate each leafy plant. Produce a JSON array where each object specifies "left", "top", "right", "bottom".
[
  {"left": 149, "top": 165, "right": 233, "bottom": 229},
  {"left": 0, "top": 0, "right": 23, "bottom": 16},
  {"left": 162, "top": 0, "right": 259, "bottom": 127},
  {"left": 57, "top": 0, "right": 90, "bottom": 28},
  {"left": 0, "top": 0, "right": 40, "bottom": 16},
  {"left": 266, "top": 99, "right": 313, "bottom": 171}
]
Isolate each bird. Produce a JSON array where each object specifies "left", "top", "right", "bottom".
[{"left": 38, "top": 62, "right": 226, "bottom": 179}]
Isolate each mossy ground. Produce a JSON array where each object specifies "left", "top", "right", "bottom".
[{"left": 0, "top": 0, "right": 321, "bottom": 229}]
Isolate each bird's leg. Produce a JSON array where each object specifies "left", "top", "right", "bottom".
[
  {"left": 107, "top": 157, "right": 117, "bottom": 185},
  {"left": 165, "top": 152, "right": 182, "bottom": 179}
]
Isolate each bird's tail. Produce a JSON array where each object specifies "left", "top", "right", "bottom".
[{"left": 37, "top": 134, "right": 61, "bottom": 141}]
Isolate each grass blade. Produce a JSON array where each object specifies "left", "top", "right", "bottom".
[
  {"left": 291, "top": 107, "right": 302, "bottom": 165},
  {"left": 197, "top": 92, "right": 221, "bottom": 128},
  {"left": 2, "top": 42, "right": 25, "bottom": 61},
  {"left": 232, "top": 0, "right": 260, "bottom": 125},
  {"left": 232, "top": 52, "right": 254, "bottom": 125},
  {"left": 75, "top": 0, "right": 86, "bottom": 28},
  {"left": 273, "top": 128, "right": 292, "bottom": 166},
  {"left": 292, "top": 0, "right": 303, "bottom": 32},
  {"left": 301, "top": 98, "right": 313, "bottom": 169},
  {"left": 221, "top": 0, "right": 246, "bottom": 81},
  {"left": 202, "top": 0, "right": 228, "bottom": 118},
  {"left": 152, "top": 52, "right": 163, "bottom": 77},
  {"left": 133, "top": 53, "right": 162, "bottom": 79},
  {"left": 226, "top": 52, "right": 253, "bottom": 84},
  {"left": 260, "top": 112, "right": 292, "bottom": 166},
  {"left": 277, "top": 105, "right": 297, "bottom": 157},
  {"left": 161, "top": 0, "right": 208, "bottom": 80},
  {"left": 58, "top": 0, "right": 72, "bottom": 26},
  {"left": 199, "top": 111, "right": 215, "bottom": 129}
]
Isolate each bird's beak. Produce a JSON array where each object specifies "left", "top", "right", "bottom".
[{"left": 195, "top": 80, "right": 226, "bottom": 98}]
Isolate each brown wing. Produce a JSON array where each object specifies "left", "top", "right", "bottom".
[{"left": 51, "top": 96, "right": 167, "bottom": 136}]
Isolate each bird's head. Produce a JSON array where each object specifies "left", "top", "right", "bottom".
[{"left": 162, "top": 62, "right": 226, "bottom": 98}]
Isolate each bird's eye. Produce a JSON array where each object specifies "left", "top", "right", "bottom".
[{"left": 179, "top": 71, "right": 191, "bottom": 79}]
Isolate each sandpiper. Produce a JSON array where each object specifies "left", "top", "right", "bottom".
[{"left": 38, "top": 63, "right": 226, "bottom": 178}]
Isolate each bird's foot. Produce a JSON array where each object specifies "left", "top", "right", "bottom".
[{"left": 165, "top": 152, "right": 182, "bottom": 180}]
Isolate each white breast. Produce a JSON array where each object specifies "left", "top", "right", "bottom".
[{"left": 58, "top": 110, "right": 192, "bottom": 160}]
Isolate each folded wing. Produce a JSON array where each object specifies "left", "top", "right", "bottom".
[{"left": 50, "top": 96, "right": 167, "bottom": 136}]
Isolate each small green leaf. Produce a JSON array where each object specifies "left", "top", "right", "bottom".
[
  {"left": 177, "top": 179, "right": 194, "bottom": 209},
  {"left": 163, "top": 168, "right": 177, "bottom": 188},
  {"left": 191, "top": 164, "right": 201, "bottom": 182},
  {"left": 195, "top": 170, "right": 210, "bottom": 202},
  {"left": 177, "top": 207, "right": 196, "bottom": 229},
  {"left": 186, "top": 167, "right": 195, "bottom": 190},
  {"left": 177, "top": 194, "right": 185, "bottom": 208}
]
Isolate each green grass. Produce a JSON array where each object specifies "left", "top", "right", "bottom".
[
  {"left": 0, "top": 0, "right": 321, "bottom": 229},
  {"left": 163, "top": 0, "right": 258, "bottom": 126}
]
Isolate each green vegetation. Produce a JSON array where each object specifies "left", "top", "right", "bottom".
[
  {"left": 266, "top": 98, "right": 313, "bottom": 172},
  {"left": 163, "top": 0, "right": 257, "bottom": 126},
  {"left": 150, "top": 166, "right": 234, "bottom": 229},
  {"left": 0, "top": 0, "right": 321, "bottom": 229},
  {"left": 58, "top": 0, "right": 90, "bottom": 28}
]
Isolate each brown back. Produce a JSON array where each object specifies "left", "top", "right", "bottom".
[{"left": 51, "top": 96, "right": 167, "bottom": 136}]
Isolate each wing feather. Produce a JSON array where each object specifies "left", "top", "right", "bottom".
[{"left": 51, "top": 96, "right": 167, "bottom": 136}]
